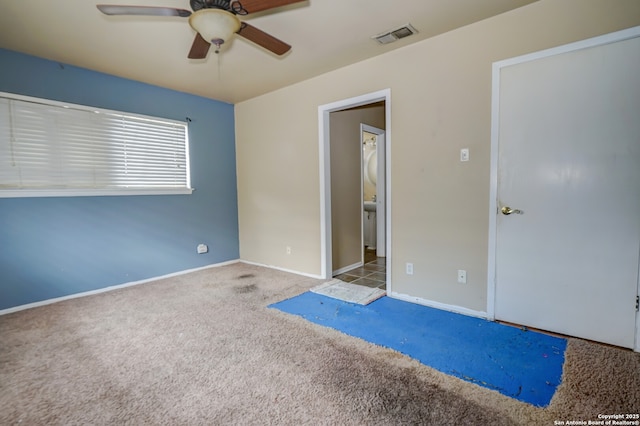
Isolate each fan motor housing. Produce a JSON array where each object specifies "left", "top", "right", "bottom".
[{"left": 191, "top": 0, "right": 233, "bottom": 12}]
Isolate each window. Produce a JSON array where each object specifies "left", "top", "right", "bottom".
[{"left": 0, "top": 92, "right": 192, "bottom": 197}]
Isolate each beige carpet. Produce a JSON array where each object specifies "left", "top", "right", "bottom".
[
  {"left": 311, "top": 278, "right": 386, "bottom": 305},
  {"left": 1, "top": 262, "right": 638, "bottom": 425}
]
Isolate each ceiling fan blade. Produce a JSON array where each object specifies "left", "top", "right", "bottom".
[
  {"left": 188, "top": 33, "right": 211, "bottom": 59},
  {"left": 97, "top": 5, "right": 191, "bottom": 17},
  {"left": 233, "top": 0, "right": 305, "bottom": 14},
  {"left": 236, "top": 22, "right": 291, "bottom": 56}
]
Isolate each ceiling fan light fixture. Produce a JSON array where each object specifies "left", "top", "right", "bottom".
[{"left": 188, "top": 9, "right": 241, "bottom": 51}]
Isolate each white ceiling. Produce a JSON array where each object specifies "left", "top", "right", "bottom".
[{"left": 0, "top": 0, "right": 538, "bottom": 104}]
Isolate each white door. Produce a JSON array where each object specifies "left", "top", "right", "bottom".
[
  {"left": 376, "top": 131, "right": 386, "bottom": 258},
  {"left": 493, "top": 33, "right": 640, "bottom": 348}
]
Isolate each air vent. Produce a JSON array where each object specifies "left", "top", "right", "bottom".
[{"left": 372, "top": 24, "right": 418, "bottom": 45}]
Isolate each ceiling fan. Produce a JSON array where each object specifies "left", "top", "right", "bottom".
[{"left": 97, "top": 0, "right": 304, "bottom": 58}]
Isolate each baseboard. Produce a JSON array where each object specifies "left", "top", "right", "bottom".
[
  {"left": 333, "top": 261, "right": 363, "bottom": 276},
  {"left": 388, "top": 291, "right": 489, "bottom": 320},
  {"left": 240, "top": 260, "right": 323, "bottom": 280},
  {"left": 0, "top": 259, "right": 240, "bottom": 316}
]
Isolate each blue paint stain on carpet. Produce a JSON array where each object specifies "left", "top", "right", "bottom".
[{"left": 269, "top": 292, "right": 566, "bottom": 407}]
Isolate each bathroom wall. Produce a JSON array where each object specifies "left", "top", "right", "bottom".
[{"left": 362, "top": 131, "right": 377, "bottom": 202}]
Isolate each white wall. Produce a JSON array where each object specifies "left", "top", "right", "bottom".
[{"left": 235, "top": 0, "right": 640, "bottom": 313}]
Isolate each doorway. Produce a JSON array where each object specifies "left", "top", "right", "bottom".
[
  {"left": 318, "top": 89, "right": 391, "bottom": 290},
  {"left": 488, "top": 27, "right": 640, "bottom": 349}
]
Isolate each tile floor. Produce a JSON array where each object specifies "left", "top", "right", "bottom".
[{"left": 334, "top": 248, "right": 386, "bottom": 290}]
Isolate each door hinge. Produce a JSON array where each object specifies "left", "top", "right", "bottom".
[{"left": 636, "top": 296, "right": 639, "bottom": 312}]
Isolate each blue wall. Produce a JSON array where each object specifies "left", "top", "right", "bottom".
[{"left": 0, "top": 49, "right": 239, "bottom": 310}]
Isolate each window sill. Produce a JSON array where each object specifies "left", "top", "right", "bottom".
[{"left": 0, "top": 188, "right": 194, "bottom": 198}]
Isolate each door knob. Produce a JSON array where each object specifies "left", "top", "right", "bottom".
[{"left": 501, "top": 206, "right": 523, "bottom": 215}]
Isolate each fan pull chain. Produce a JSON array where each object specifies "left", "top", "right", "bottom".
[{"left": 216, "top": 49, "right": 222, "bottom": 81}]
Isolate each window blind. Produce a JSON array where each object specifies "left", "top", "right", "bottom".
[{"left": 0, "top": 93, "right": 191, "bottom": 197}]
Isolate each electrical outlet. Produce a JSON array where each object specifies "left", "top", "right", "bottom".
[
  {"left": 406, "top": 263, "right": 414, "bottom": 275},
  {"left": 460, "top": 148, "right": 469, "bottom": 162},
  {"left": 197, "top": 243, "right": 208, "bottom": 254},
  {"left": 286, "top": 246, "right": 292, "bottom": 255},
  {"left": 457, "top": 269, "right": 467, "bottom": 284}
]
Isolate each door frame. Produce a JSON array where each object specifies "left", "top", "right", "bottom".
[
  {"left": 487, "top": 26, "right": 640, "bottom": 351},
  {"left": 318, "top": 89, "right": 391, "bottom": 287},
  {"left": 361, "top": 123, "right": 386, "bottom": 258}
]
